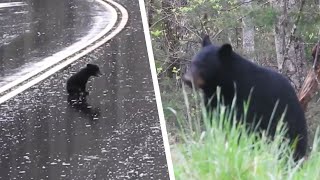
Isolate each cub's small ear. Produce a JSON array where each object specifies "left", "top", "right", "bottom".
[
  {"left": 202, "top": 35, "right": 212, "bottom": 47},
  {"left": 218, "top": 44, "right": 233, "bottom": 58},
  {"left": 87, "top": 64, "right": 94, "bottom": 68}
]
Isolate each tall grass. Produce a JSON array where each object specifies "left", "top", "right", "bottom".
[{"left": 169, "top": 86, "right": 320, "bottom": 180}]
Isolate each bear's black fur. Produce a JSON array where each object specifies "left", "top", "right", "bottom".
[
  {"left": 183, "top": 35, "right": 308, "bottom": 160},
  {"left": 66, "top": 64, "right": 101, "bottom": 98}
]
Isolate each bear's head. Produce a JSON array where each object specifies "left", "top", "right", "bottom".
[
  {"left": 86, "top": 64, "right": 102, "bottom": 77},
  {"left": 183, "top": 35, "right": 233, "bottom": 91}
]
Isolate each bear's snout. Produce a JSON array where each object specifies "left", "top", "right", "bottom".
[
  {"left": 182, "top": 69, "right": 205, "bottom": 89},
  {"left": 95, "top": 70, "right": 102, "bottom": 77}
]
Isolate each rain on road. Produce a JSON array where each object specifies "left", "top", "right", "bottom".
[
  {"left": 0, "top": 0, "right": 111, "bottom": 86},
  {"left": 0, "top": 0, "right": 169, "bottom": 179}
]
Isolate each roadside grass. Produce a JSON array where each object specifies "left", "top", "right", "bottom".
[{"left": 166, "top": 84, "right": 320, "bottom": 180}]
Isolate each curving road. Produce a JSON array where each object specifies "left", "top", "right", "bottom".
[
  {"left": 0, "top": 0, "right": 169, "bottom": 179},
  {"left": 0, "top": 0, "right": 112, "bottom": 87}
]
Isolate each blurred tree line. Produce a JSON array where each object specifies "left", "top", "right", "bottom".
[
  {"left": 147, "top": 0, "right": 319, "bottom": 89},
  {"left": 146, "top": 0, "right": 320, "bottom": 138}
]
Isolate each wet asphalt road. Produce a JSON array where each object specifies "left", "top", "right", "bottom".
[
  {"left": 0, "top": 0, "right": 169, "bottom": 179},
  {"left": 0, "top": 0, "right": 111, "bottom": 86}
]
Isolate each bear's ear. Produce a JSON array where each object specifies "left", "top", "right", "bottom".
[
  {"left": 87, "top": 64, "right": 94, "bottom": 68},
  {"left": 202, "top": 35, "right": 212, "bottom": 47},
  {"left": 218, "top": 44, "right": 233, "bottom": 58}
]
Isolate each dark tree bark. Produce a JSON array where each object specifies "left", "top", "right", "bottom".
[
  {"left": 161, "top": 0, "right": 181, "bottom": 78},
  {"left": 298, "top": 43, "right": 320, "bottom": 111},
  {"left": 148, "top": 0, "right": 155, "bottom": 27}
]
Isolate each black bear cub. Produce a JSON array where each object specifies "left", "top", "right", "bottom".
[
  {"left": 183, "top": 35, "right": 308, "bottom": 161},
  {"left": 66, "top": 64, "right": 101, "bottom": 98}
]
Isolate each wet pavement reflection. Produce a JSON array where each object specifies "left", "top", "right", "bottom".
[
  {"left": 0, "top": 0, "right": 169, "bottom": 179},
  {"left": 0, "top": 0, "right": 111, "bottom": 86}
]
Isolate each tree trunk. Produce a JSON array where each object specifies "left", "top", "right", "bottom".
[
  {"left": 161, "top": 0, "right": 181, "bottom": 78},
  {"left": 273, "top": 0, "right": 288, "bottom": 70},
  {"left": 298, "top": 44, "right": 320, "bottom": 111},
  {"left": 240, "top": 0, "right": 255, "bottom": 61},
  {"left": 271, "top": 0, "right": 307, "bottom": 90},
  {"left": 148, "top": 0, "right": 155, "bottom": 27}
]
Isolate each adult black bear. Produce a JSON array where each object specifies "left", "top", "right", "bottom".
[
  {"left": 183, "top": 35, "right": 308, "bottom": 161},
  {"left": 66, "top": 63, "right": 101, "bottom": 99}
]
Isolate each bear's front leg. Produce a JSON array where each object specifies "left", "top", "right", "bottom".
[{"left": 80, "top": 85, "right": 89, "bottom": 96}]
